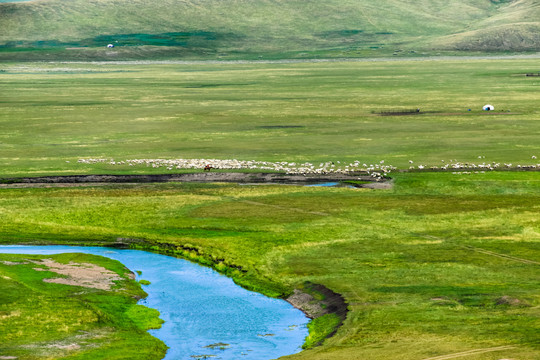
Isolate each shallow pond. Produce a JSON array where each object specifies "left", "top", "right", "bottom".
[
  {"left": 0, "top": 245, "right": 309, "bottom": 359},
  {"left": 305, "top": 182, "right": 340, "bottom": 187}
]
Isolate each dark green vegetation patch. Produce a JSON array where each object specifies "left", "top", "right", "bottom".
[{"left": 0, "top": 31, "right": 241, "bottom": 49}]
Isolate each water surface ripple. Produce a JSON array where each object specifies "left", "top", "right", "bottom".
[{"left": 0, "top": 245, "right": 309, "bottom": 360}]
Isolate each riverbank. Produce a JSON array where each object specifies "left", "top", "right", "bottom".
[
  {"left": 286, "top": 282, "right": 349, "bottom": 349},
  {"left": 0, "top": 172, "right": 392, "bottom": 190},
  {"left": 118, "top": 239, "right": 349, "bottom": 349},
  {"left": 0, "top": 245, "right": 309, "bottom": 360}
]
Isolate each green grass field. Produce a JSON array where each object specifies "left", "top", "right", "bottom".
[
  {"left": 0, "top": 173, "right": 538, "bottom": 359},
  {"left": 1, "top": 58, "right": 539, "bottom": 177},
  {"left": 0, "top": 57, "right": 539, "bottom": 359}
]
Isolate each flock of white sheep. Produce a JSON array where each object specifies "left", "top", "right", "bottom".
[
  {"left": 77, "top": 157, "right": 540, "bottom": 176},
  {"left": 77, "top": 158, "right": 395, "bottom": 179},
  {"left": 408, "top": 157, "right": 539, "bottom": 172}
]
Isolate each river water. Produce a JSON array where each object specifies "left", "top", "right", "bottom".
[{"left": 0, "top": 245, "right": 309, "bottom": 359}]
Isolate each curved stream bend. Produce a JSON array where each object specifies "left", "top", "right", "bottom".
[{"left": 0, "top": 245, "right": 309, "bottom": 360}]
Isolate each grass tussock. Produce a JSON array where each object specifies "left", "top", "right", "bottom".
[{"left": 302, "top": 313, "right": 342, "bottom": 349}]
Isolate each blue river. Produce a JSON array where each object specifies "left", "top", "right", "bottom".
[{"left": 0, "top": 245, "right": 309, "bottom": 359}]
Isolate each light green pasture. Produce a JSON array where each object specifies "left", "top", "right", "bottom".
[{"left": 1, "top": 59, "right": 539, "bottom": 176}]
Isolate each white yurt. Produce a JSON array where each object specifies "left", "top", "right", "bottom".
[{"left": 482, "top": 104, "right": 494, "bottom": 111}]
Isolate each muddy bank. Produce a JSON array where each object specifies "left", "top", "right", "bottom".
[
  {"left": 0, "top": 172, "right": 387, "bottom": 187},
  {"left": 287, "top": 282, "right": 348, "bottom": 319}
]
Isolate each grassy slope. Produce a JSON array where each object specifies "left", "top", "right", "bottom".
[
  {"left": 0, "top": 0, "right": 539, "bottom": 60},
  {"left": 434, "top": 1, "right": 540, "bottom": 51},
  {"left": 0, "top": 173, "right": 538, "bottom": 359},
  {"left": 0, "top": 252, "right": 167, "bottom": 359},
  {"left": 0, "top": 59, "right": 539, "bottom": 177}
]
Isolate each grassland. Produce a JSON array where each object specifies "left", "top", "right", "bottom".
[
  {"left": 0, "top": 172, "right": 538, "bottom": 359},
  {"left": 1, "top": 0, "right": 539, "bottom": 60},
  {"left": 0, "top": 252, "right": 167, "bottom": 359},
  {"left": 0, "top": 57, "right": 539, "bottom": 359},
  {"left": 1, "top": 58, "right": 540, "bottom": 177}
]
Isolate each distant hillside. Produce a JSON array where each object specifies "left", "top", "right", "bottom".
[{"left": 1, "top": 0, "right": 539, "bottom": 60}]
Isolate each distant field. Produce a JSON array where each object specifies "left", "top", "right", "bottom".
[{"left": 0, "top": 58, "right": 539, "bottom": 176}]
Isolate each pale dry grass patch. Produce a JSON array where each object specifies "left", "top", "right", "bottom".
[{"left": 32, "top": 258, "right": 122, "bottom": 291}]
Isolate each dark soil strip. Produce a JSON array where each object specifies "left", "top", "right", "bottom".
[
  {"left": 0, "top": 172, "right": 383, "bottom": 185},
  {"left": 376, "top": 109, "right": 422, "bottom": 116},
  {"left": 258, "top": 125, "right": 305, "bottom": 129},
  {"left": 287, "top": 282, "right": 349, "bottom": 343},
  {"left": 287, "top": 282, "right": 348, "bottom": 320}
]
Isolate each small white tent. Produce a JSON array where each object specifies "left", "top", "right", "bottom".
[
  {"left": 107, "top": 44, "right": 115, "bottom": 48},
  {"left": 483, "top": 104, "right": 494, "bottom": 111}
]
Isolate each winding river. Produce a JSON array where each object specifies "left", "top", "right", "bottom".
[{"left": 0, "top": 245, "right": 309, "bottom": 359}]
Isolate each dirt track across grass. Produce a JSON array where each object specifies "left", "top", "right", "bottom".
[{"left": 421, "top": 345, "right": 516, "bottom": 360}]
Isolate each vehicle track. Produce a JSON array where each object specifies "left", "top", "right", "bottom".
[
  {"left": 463, "top": 245, "right": 540, "bottom": 265},
  {"left": 422, "top": 345, "right": 516, "bottom": 360},
  {"left": 240, "top": 200, "right": 329, "bottom": 216},
  {"left": 415, "top": 235, "right": 539, "bottom": 266}
]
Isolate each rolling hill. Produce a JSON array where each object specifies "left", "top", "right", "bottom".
[{"left": 0, "top": 0, "right": 539, "bottom": 60}]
